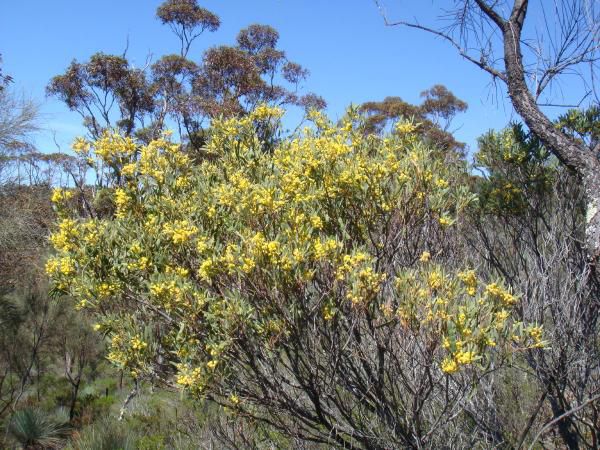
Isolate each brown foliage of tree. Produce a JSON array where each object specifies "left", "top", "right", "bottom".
[
  {"left": 361, "top": 84, "right": 467, "bottom": 153},
  {"left": 47, "top": 53, "right": 155, "bottom": 138},
  {"left": 156, "top": 0, "right": 220, "bottom": 57},
  {"left": 48, "top": 3, "right": 325, "bottom": 151}
]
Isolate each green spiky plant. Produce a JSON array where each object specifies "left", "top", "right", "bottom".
[{"left": 7, "top": 408, "right": 70, "bottom": 449}]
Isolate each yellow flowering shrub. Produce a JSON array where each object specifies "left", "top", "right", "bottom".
[
  {"left": 47, "top": 105, "right": 543, "bottom": 445},
  {"left": 395, "top": 264, "right": 544, "bottom": 374}
]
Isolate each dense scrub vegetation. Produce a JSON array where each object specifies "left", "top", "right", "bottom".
[{"left": 1, "top": 1, "right": 600, "bottom": 448}]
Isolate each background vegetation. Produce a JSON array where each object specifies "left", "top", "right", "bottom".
[{"left": 1, "top": 1, "right": 599, "bottom": 448}]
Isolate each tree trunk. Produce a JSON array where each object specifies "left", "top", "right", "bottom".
[
  {"left": 548, "top": 392, "right": 580, "bottom": 450},
  {"left": 501, "top": 2, "right": 600, "bottom": 263},
  {"left": 68, "top": 380, "right": 80, "bottom": 421}
]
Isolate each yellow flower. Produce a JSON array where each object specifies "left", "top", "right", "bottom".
[
  {"left": 395, "top": 121, "right": 418, "bottom": 134},
  {"left": 45, "top": 258, "right": 59, "bottom": 275},
  {"left": 198, "top": 259, "right": 214, "bottom": 281},
  {"left": 485, "top": 282, "right": 518, "bottom": 306},
  {"left": 441, "top": 358, "right": 459, "bottom": 374},
  {"left": 502, "top": 292, "right": 517, "bottom": 305},
  {"left": 458, "top": 270, "right": 477, "bottom": 296},
  {"left": 310, "top": 215, "right": 323, "bottom": 230},
  {"left": 428, "top": 270, "right": 443, "bottom": 290},
  {"left": 46, "top": 256, "right": 75, "bottom": 276},
  {"left": 419, "top": 251, "right": 431, "bottom": 262},
  {"left": 164, "top": 220, "right": 198, "bottom": 245},
  {"left": 121, "top": 163, "right": 137, "bottom": 177},
  {"left": 166, "top": 265, "right": 188, "bottom": 277},
  {"left": 175, "top": 176, "right": 190, "bottom": 189},
  {"left": 266, "top": 241, "right": 280, "bottom": 257},
  {"left": 130, "top": 336, "right": 148, "bottom": 351},
  {"left": 72, "top": 136, "right": 91, "bottom": 154},
  {"left": 495, "top": 309, "right": 509, "bottom": 323},
  {"left": 176, "top": 365, "right": 203, "bottom": 388},
  {"left": 456, "top": 351, "right": 476, "bottom": 365},
  {"left": 114, "top": 188, "right": 129, "bottom": 216},
  {"left": 528, "top": 325, "right": 543, "bottom": 344},
  {"left": 439, "top": 216, "right": 452, "bottom": 227},
  {"left": 139, "top": 257, "right": 150, "bottom": 270},
  {"left": 196, "top": 236, "right": 209, "bottom": 254},
  {"left": 241, "top": 257, "right": 256, "bottom": 273},
  {"left": 51, "top": 188, "right": 74, "bottom": 204},
  {"left": 322, "top": 304, "right": 335, "bottom": 321},
  {"left": 97, "top": 282, "right": 116, "bottom": 298},
  {"left": 251, "top": 103, "right": 284, "bottom": 121},
  {"left": 206, "top": 360, "right": 218, "bottom": 370},
  {"left": 442, "top": 337, "right": 451, "bottom": 349},
  {"left": 292, "top": 248, "right": 305, "bottom": 263},
  {"left": 435, "top": 178, "right": 449, "bottom": 189},
  {"left": 313, "top": 238, "right": 338, "bottom": 259}
]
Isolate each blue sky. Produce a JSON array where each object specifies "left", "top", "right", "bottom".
[{"left": 0, "top": 0, "right": 567, "bottom": 156}]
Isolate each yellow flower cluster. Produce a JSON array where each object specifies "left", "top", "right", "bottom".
[
  {"left": 106, "top": 333, "right": 150, "bottom": 374},
  {"left": 313, "top": 238, "right": 340, "bottom": 260},
  {"left": 127, "top": 256, "right": 150, "bottom": 272},
  {"left": 49, "top": 218, "right": 79, "bottom": 252},
  {"left": 149, "top": 279, "right": 187, "bottom": 310},
  {"left": 130, "top": 336, "right": 148, "bottom": 351},
  {"left": 175, "top": 364, "right": 204, "bottom": 389},
  {"left": 51, "top": 187, "right": 74, "bottom": 205},
  {"left": 395, "top": 121, "right": 419, "bottom": 135},
  {"left": 47, "top": 255, "right": 74, "bottom": 275},
  {"left": 346, "top": 267, "right": 387, "bottom": 305},
  {"left": 457, "top": 270, "right": 477, "bottom": 296},
  {"left": 198, "top": 259, "right": 215, "bottom": 282},
  {"left": 252, "top": 103, "right": 284, "bottom": 121},
  {"left": 48, "top": 104, "right": 483, "bottom": 390},
  {"left": 113, "top": 188, "right": 130, "bottom": 218},
  {"left": 527, "top": 325, "right": 545, "bottom": 348},
  {"left": 72, "top": 136, "right": 91, "bottom": 155},
  {"left": 485, "top": 282, "right": 518, "bottom": 306},
  {"left": 396, "top": 266, "right": 542, "bottom": 374},
  {"left": 250, "top": 232, "right": 281, "bottom": 261},
  {"left": 97, "top": 282, "right": 118, "bottom": 299},
  {"left": 163, "top": 220, "right": 198, "bottom": 245},
  {"left": 93, "top": 132, "right": 137, "bottom": 162},
  {"left": 336, "top": 252, "right": 370, "bottom": 280}
]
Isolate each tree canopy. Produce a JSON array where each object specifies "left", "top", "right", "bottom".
[
  {"left": 360, "top": 84, "right": 468, "bottom": 153},
  {"left": 47, "top": 2, "right": 325, "bottom": 153}
]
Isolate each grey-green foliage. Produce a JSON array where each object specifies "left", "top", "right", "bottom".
[
  {"left": 0, "top": 88, "right": 38, "bottom": 155},
  {"left": 0, "top": 293, "right": 22, "bottom": 329},
  {"left": 469, "top": 122, "right": 600, "bottom": 448},
  {"left": 66, "top": 420, "right": 136, "bottom": 450},
  {"left": 8, "top": 408, "right": 70, "bottom": 449}
]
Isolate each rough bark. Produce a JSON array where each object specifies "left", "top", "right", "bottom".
[{"left": 498, "top": 0, "right": 600, "bottom": 263}]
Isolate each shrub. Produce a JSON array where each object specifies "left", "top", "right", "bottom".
[{"left": 48, "top": 106, "right": 543, "bottom": 447}]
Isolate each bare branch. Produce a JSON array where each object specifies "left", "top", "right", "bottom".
[
  {"left": 473, "top": 0, "right": 507, "bottom": 30},
  {"left": 528, "top": 393, "right": 600, "bottom": 450},
  {"left": 373, "top": 0, "right": 507, "bottom": 82}
]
